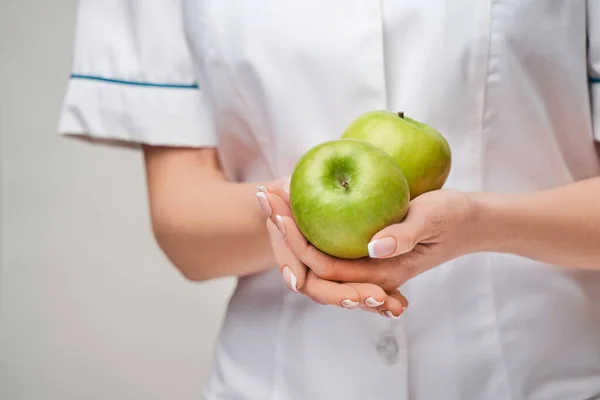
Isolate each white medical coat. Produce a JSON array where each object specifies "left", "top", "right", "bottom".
[{"left": 59, "top": 1, "right": 600, "bottom": 399}]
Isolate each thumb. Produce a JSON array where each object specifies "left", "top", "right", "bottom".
[{"left": 367, "top": 212, "right": 429, "bottom": 259}]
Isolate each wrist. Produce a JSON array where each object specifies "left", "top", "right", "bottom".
[{"left": 467, "top": 191, "right": 514, "bottom": 254}]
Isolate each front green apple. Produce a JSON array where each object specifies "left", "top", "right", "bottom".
[
  {"left": 341, "top": 110, "right": 451, "bottom": 199},
  {"left": 289, "top": 139, "right": 410, "bottom": 259}
]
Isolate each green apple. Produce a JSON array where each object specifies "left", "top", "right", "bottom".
[
  {"left": 341, "top": 110, "right": 451, "bottom": 199},
  {"left": 289, "top": 139, "right": 410, "bottom": 259}
]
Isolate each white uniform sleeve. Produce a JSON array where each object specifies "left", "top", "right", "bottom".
[
  {"left": 588, "top": 0, "right": 600, "bottom": 141},
  {"left": 58, "top": 0, "right": 216, "bottom": 148}
]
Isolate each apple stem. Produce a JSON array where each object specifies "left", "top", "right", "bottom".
[{"left": 397, "top": 111, "right": 405, "bottom": 119}]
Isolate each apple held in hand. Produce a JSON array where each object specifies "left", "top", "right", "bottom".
[
  {"left": 341, "top": 110, "right": 451, "bottom": 199},
  {"left": 289, "top": 139, "right": 410, "bottom": 259}
]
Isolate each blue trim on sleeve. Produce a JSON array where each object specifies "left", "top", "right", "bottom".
[
  {"left": 70, "top": 74, "right": 199, "bottom": 89},
  {"left": 590, "top": 77, "right": 600, "bottom": 84}
]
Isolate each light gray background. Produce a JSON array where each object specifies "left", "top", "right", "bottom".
[{"left": 0, "top": 1, "right": 236, "bottom": 399}]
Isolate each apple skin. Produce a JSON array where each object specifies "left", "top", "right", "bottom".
[
  {"left": 341, "top": 110, "right": 451, "bottom": 199},
  {"left": 289, "top": 139, "right": 410, "bottom": 259}
]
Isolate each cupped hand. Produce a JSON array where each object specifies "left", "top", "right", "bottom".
[
  {"left": 257, "top": 180, "right": 408, "bottom": 318},
  {"left": 258, "top": 182, "right": 481, "bottom": 318}
]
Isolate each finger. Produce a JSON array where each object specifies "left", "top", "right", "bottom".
[
  {"left": 373, "top": 290, "right": 408, "bottom": 319},
  {"left": 347, "top": 283, "right": 406, "bottom": 318},
  {"left": 345, "top": 283, "right": 386, "bottom": 308},
  {"left": 265, "top": 192, "right": 293, "bottom": 219},
  {"left": 256, "top": 179, "right": 290, "bottom": 216},
  {"left": 389, "top": 290, "right": 409, "bottom": 309},
  {"left": 256, "top": 185, "right": 292, "bottom": 237},
  {"left": 267, "top": 219, "right": 307, "bottom": 292},
  {"left": 368, "top": 208, "right": 431, "bottom": 259},
  {"left": 277, "top": 215, "right": 391, "bottom": 287},
  {"left": 301, "top": 270, "right": 361, "bottom": 309},
  {"left": 358, "top": 305, "right": 378, "bottom": 314},
  {"left": 264, "top": 193, "right": 295, "bottom": 253},
  {"left": 259, "top": 186, "right": 308, "bottom": 292},
  {"left": 263, "top": 177, "right": 290, "bottom": 204}
]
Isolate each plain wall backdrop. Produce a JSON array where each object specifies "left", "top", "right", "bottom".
[{"left": 0, "top": 1, "right": 236, "bottom": 399}]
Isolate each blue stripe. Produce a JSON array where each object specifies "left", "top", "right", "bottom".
[
  {"left": 70, "top": 74, "right": 199, "bottom": 89},
  {"left": 590, "top": 76, "right": 600, "bottom": 84}
]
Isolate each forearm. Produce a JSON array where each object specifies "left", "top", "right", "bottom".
[
  {"left": 143, "top": 146, "right": 274, "bottom": 281},
  {"left": 472, "top": 177, "right": 600, "bottom": 270},
  {"left": 151, "top": 179, "right": 274, "bottom": 281}
]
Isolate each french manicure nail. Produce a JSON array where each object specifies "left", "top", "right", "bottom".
[
  {"left": 365, "top": 297, "right": 384, "bottom": 307},
  {"left": 257, "top": 184, "right": 268, "bottom": 193},
  {"left": 282, "top": 266, "right": 298, "bottom": 292},
  {"left": 341, "top": 299, "right": 359, "bottom": 309},
  {"left": 275, "top": 215, "right": 286, "bottom": 235},
  {"left": 283, "top": 177, "right": 291, "bottom": 193},
  {"left": 368, "top": 237, "right": 397, "bottom": 258},
  {"left": 383, "top": 310, "right": 402, "bottom": 319},
  {"left": 256, "top": 192, "right": 272, "bottom": 217}
]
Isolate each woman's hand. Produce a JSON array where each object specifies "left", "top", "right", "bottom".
[
  {"left": 257, "top": 181, "right": 409, "bottom": 317},
  {"left": 259, "top": 175, "right": 600, "bottom": 317},
  {"left": 258, "top": 184, "right": 481, "bottom": 317}
]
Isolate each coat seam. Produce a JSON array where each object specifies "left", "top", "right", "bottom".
[
  {"left": 489, "top": 259, "right": 516, "bottom": 400},
  {"left": 480, "top": 2, "right": 515, "bottom": 399},
  {"left": 268, "top": 283, "right": 290, "bottom": 400}
]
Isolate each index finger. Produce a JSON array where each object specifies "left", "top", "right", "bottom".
[{"left": 263, "top": 177, "right": 290, "bottom": 204}]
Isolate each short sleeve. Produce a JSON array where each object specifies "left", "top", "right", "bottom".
[
  {"left": 58, "top": 0, "right": 217, "bottom": 148},
  {"left": 588, "top": 0, "right": 600, "bottom": 141}
]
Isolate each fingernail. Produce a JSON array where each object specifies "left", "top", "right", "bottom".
[
  {"left": 341, "top": 299, "right": 359, "bottom": 309},
  {"left": 275, "top": 215, "right": 286, "bottom": 235},
  {"left": 368, "top": 237, "right": 397, "bottom": 258},
  {"left": 365, "top": 297, "right": 384, "bottom": 307},
  {"left": 256, "top": 192, "right": 272, "bottom": 217},
  {"left": 282, "top": 266, "right": 297, "bottom": 292},
  {"left": 257, "top": 184, "right": 268, "bottom": 193},
  {"left": 382, "top": 310, "right": 402, "bottom": 319},
  {"left": 283, "top": 177, "right": 291, "bottom": 193}
]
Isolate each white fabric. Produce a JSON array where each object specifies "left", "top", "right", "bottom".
[
  {"left": 58, "top": 0, "right": 216, "bottom": 147},
  {"left": 59, "top": 1, "right": 600, "bottom": 399},
  {"left": 60, "top": 78, "right": 216, "bottom": 148}
]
